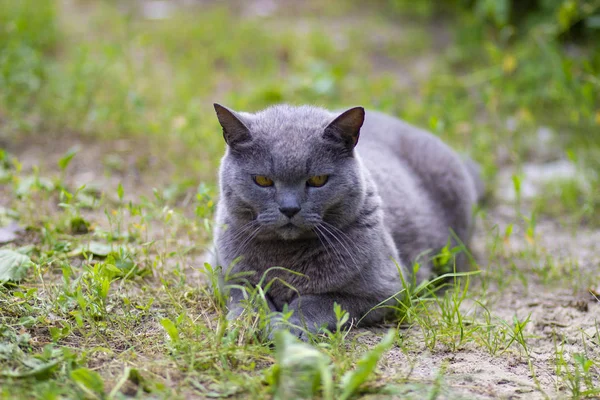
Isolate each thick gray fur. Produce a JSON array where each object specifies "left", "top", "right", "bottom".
[{"left": 211, "top": 104, "right": 483, "bottom": 338}]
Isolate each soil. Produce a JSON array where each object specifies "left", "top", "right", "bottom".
[{"left": 368, "top": 213, "right": 600, "bottom": 399}]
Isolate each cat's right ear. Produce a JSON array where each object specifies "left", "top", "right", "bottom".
[{"left": 213, "top": 103, "right": 252, "bottom": 147}]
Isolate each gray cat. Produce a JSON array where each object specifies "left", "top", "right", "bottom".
[{"left": 210, "top": 103, "right": 483, "bottom": 339}]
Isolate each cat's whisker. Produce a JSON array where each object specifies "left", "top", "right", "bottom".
[
  {"left": 321, "top": 221, "right": 358, "bottom": 249},
  {"left": 235, "top": 225, "right": 263, "bottom": 258},
  {"left": 321, "top": 221, "right": 366, "bottom": 270},
  {"left": 236, "top": 227, "right": 261, "bottom": 255},
  {"left": 318, "top": 223, "right": 371, "bottom": 283},
  {"left": 312, "top": 227, "right": 333, "bottom": 264},
  {"left": 318, "top": 223, "right": 360, "bottom": 270},
  {"left": 226, "top": 221, "right": 260, "bottom": 256},
  {"left": 227, "top": 220, "right": 260, "bottom": 244},
  {"left": 314, "top": 225, "right": 346, "bottom": 270},
  {"left": 316, "top": 225, "right": 353, "bottom": 273},
  {"left": 320, "top": 223, "right": 370, "bottom": 285}
]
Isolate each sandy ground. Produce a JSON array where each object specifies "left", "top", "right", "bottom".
[{"left": 367, "top": 213, "right": 600, "bottom": 399}]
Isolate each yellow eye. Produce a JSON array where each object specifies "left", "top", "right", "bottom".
[
  {"left": 307, "top": 175, "right": 329, "bottom": 187},
  {"left": 253, "top": 175, "right": 274, "bottom": 187}
]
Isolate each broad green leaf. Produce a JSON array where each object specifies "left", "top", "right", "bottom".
[
  {"left": 0, "top": 249, "right": 33, "bottom": 282},
  {"left": 67, "top": 241, "right": 115, "bottom": 258},
  {"left": 71, "top": 367, "right": 104, "bottom": 396},
  {"left": 0, "top": 358, "right": 61, "bottom": 380},
  {"left": 272, "top": 330, "right": 333, "bottom": 400},
  {"left": 117, "top": 183, "right": 124, "bottom": 201},
  {"left": 108, "top": 251, "right": 141, "bottom": 277},
  {"left": 58, "top": 147, "right": 78, "bottom": 171},
  {"left": 160, "top": 318, "right": 179, "bottom": 342},
  {"left": 512, "top": 174, "right": 521, "bottom": 196},
  {"left": 100, "top": 276, "right": 110, "bottom": 299},
  {"left": 88, "top": 241, "right": 112, "bottom": 257},
  {"left": 339, "top": 329, "right": 396, "bottom": 400}
]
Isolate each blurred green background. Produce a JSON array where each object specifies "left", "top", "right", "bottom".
[{"left": 1, "top": 0, "right": 599, "bottom": 222}]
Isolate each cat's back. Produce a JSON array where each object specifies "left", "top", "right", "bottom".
[
  {"left": 356, "top": 110, "right": 480, "bottom": 271},
  {"left": 357, "top": 110, "right": 476, "bottom": 201},
  {"left": 358, "top": 110, "right": 445, "bottom": 155}
]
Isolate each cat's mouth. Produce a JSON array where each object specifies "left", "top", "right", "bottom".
[
  {"left": 258, "top": 215, "right": 320, "bottom": 240},
  {"left": 275, "top": 222, "right": 309, "bottom": 240}
]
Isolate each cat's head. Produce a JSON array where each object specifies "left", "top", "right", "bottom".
[{"left": 214, "top": 104, "right": 366, "bottom": 240}]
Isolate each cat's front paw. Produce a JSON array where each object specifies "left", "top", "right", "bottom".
[
  {"left": 226, "top": 306, "right": 244, "bottom": 321},
  {"left": 267, "top": 315, "right": 310, "bottom": 342}
]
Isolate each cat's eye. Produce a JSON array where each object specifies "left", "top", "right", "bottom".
[
  {"left": 307, "top": 175, "right": 329, "bottom": 187},
  {"left": 253, "top": 175, "right": 274, "bottom": 187}
]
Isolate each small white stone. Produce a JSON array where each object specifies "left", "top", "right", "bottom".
[
  {"left": 142, "top": 1, "right": 175, "bottom": 20},
  {"left": 497, "top": 160, "right": 581, "bottom": 202}
]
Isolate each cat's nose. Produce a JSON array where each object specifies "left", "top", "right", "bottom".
[{"left": 279, "top": 206, "right": 301, "bottom": 218}]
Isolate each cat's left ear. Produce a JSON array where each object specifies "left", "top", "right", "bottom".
[{"left": 324, "top": 107, "right": 365, "bottom": 151}]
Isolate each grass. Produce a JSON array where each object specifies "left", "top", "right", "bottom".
[{"left": 1, "top": 0, "right": 600, "bottom": 398}]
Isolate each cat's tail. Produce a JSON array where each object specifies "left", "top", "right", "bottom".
[{"left": 463, "top": 157, "right": 485, "bottom": 203}]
